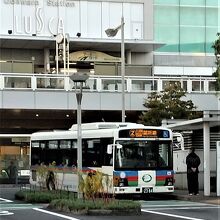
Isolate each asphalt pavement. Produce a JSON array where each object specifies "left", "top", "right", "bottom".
[
  {"left": 0, "top": 184, "right": 219, "bottom": 205},
  {"left": 169, "top": 189, "right": 220, "bottom": 205}
]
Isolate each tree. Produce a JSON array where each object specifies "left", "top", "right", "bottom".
[
  {"left": 138, "top": 83, "right": 199, "bottom": 126},
  {"left": 212, "top": 33, "right": 220, "bottom": 90}
]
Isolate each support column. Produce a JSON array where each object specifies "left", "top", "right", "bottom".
[
  {"left": 203, "top": 111, "right": 210, "bottom": 196},
  {"left": 126, "top": 50, "right": 131, "bottom": 64},
  {"left": 44, "top": 48, "right": 50, "bottom": 73},
  {"left": 217, "top": 141, "right": 220, "bottom": 196}
]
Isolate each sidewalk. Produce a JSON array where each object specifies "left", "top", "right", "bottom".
[{"left": 170, "top": 189, "right": 220, "bottom": 205}]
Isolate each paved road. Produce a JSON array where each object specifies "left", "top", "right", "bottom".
[{"left": 0, "top": 186, "right": 219, "bottom": 220}]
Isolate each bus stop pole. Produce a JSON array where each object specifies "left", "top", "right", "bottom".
[{"left": 217, "top": 141, "right": 220, "bottom": 196}]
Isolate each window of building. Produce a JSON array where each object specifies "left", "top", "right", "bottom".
[{"left": 154, "top": 0, "right": 218, "bottom": 53}]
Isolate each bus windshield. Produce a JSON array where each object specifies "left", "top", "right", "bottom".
[{"left": 114, "top": 140, "right": 172, "bottom": 170}]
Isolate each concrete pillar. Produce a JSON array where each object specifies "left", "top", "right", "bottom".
[
  {"left": 44, "top": 48, "right": 50, "bottom": 73},
  {"left": 126, "top": 50, "right": 131, "bottom": 64},
  {"left": 217, "top": 141, "right": 220, "bottom": 196},
  {"left": 203, "top": 111, "right": 210, "bottom": 196}
]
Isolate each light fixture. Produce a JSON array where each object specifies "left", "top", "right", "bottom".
[
  {"left": 76, "top": 32, "right": 81, "bottom": 38},
  {"left": 105, "top": 17, "right": 126, "bottom": 122}
]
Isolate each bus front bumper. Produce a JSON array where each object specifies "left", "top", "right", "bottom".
[{"left": 114, "top": 186, "right": 174, "bottom": 194}]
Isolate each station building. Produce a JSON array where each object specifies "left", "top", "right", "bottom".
[{"left": 0, "top": 0, "right": 219, "bottom": 191}]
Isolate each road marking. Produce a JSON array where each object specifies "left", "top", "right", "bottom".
[
  {"left": 141, "top": 203, "right": 208, "bottom": 208},
  {"left": 0, "top": 198, "right": 13, "bottom": 203},
  {"left": 142, "top": 209, "right": 204, "bottom": 220},
  {"left": 0, "top": 204, "right": 43, "bottom": 211},
  {"left": 0, "top": 211, "right": 14, "bottom": 216},
  {"left": 141, "top": 200, "right": 208, "bottom": 207},
  {"left": 33, "top": 208, "right": 80, "bottom": 220},
  {"left": 145, "top": 206, "right": 219, "bottom": 211}
]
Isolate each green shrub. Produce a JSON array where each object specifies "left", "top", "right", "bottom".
[
  {"left": 48, "top": 198, "right": 141, "bottom": 211},
  {"left": 15, "top": 190, "right": 141, "bottom": 215},
  {"left": 15, "top": 190, "right": 76, "bottom": 203}
]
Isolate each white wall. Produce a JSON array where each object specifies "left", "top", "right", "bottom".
[
  {"left": 174, "top": 149, "right": 217, "bottom": 190},
  {"left": 154, "top": 66, "right": 215, "bottom": 76},
  {"left": 174, "top": 149, "right": 216, "bottom": 173}
]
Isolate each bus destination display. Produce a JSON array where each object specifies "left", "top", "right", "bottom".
[{"left": 119, "top": 129, "right": 170, "bottom": 138}]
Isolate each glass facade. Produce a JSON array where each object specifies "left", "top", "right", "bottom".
[{"left": 154, "top": 0, "right": 220, "bottom": 53}]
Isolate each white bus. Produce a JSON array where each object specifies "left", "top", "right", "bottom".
[{"left": 30, "top": 122, "right": 178, "bottom": 195}]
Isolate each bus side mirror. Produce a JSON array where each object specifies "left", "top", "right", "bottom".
[
  {"left": 177, "top": 136, "right": 182, "bottom": 142},
  {"left": 116, "top": 144, "right": 123, "bottom": 149},
  {"left": 107, "top": 144, "right": 113, "bottom": 154}
]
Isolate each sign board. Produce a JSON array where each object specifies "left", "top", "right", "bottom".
[
  {"left": 12, "top": 137, "right": 30, "bottom": 143},
  {"left": 69, "top": 50, "right": 121, "bottom": 63}
]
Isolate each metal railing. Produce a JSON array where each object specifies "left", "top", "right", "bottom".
[{"left": 0, "top": 73, "right": 217, "bottom": 94}]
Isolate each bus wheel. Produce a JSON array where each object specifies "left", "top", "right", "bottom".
[{"left": 46, "top": 178, "right": 55, "bottom": 190}]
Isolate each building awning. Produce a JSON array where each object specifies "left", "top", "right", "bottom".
[
  {"left": 0, "top": 35, "right": 164, "bottom": 53},
  {"left": 165, "top": 116, "right": 220, "bottom": 131}
]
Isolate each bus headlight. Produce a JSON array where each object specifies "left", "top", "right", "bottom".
[
  {"left": 165, "top": 177, "right": 173, "bottom": 186},
  {"left": 118, "top": 178, "right": 128, "bottom": 187}
]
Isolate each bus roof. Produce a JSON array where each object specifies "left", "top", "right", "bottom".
[
  {"left": 69, "top": 122, "right": 144, "bottom": 130},
  {"left": 31, "top": 122, "right": 172, "bottom": 141}
]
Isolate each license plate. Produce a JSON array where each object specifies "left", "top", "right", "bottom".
[{"left": 142, "top": 187, "right": 153, "bottom": 193}]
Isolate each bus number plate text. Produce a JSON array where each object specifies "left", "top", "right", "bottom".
[{"left": 142, "top": 187, "right": 153, "bottom": 193}]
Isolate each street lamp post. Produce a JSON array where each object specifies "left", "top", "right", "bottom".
[
  {"left": 105, "top": 17, "right": 125, "bottom": 122},
  {"left": 70, "top": 73, "right": 89, "bottom": 199}
]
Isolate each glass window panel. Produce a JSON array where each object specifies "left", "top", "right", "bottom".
[
  {"left": 155, "top": 6, "right": 179, "bottom": 25},
  {"left": 40, "top": 142, "right": 46, "bottom": 149},
  {"left": 206, "top": 8, "right": 218, "bottom": 26},
  {"left": 182, "top": 81, "right": 187, "bottom": 91},
  {"left": 154, "top": 0, "right": 179, "bottom": 5},
  {"left": 206, "top": 27, "right": 218, "bottom": 53},
  {"left": 32, "top": 142, "right": 40, "bottom": 148},
  {"left": 72, "top": 141, "right": 77, "bottom": 149},
  {"left": 180, "top": 7, "right": 205, "bottom": 26},
  {"left": 162, "top": 81, "right": 181, "bottom": 90},
  {"left": 180, "top": 27, "right": 205, "bottom": 52},
  {"left": 48, "top": 140, "right": 58, "bottom": 149},
  {"left": 154, "top": 25, "right": 179, "bottom": 52},
  {"left": 131, "top": 80, "right": 156, "bottom": 91},
  {"left": 144, "top": 80, "right": 157, "bottom": 91},
  {"left": 4, "top": 77, "right": 31, "bottom": 88},
  {"left": 209, "top": 81, "right": 216, "bottom": 91},
  {"left": 132, "top": 81, "right": 143, "bottom": 91},
  {"left": 180, "top": 0, "right": 205, "bottom": 6},
  {"left": 60, "top": 140, "right": 71, "bottom": 149},
  {"left": 192, "top": 81, "right": 204, "bottom": 91},
  {"left": 86, "top": 78, "right": 96, "bottom": 90},
  {"left": 37, "top": 77, "right": 64, "bottom": 89},
  {"left": 206, "top": 0, "right": 218, "bottom": 6},
  {"left": 102, "top": 79, "right": 126, "bottom": 91}
]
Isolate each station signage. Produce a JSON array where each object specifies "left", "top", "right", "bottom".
[
  {"left": 4, "top": 0, "right": 75, "bottom": 7},
  {"left": 3, "top": 0, "right": 76, "bottom": 35}
]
